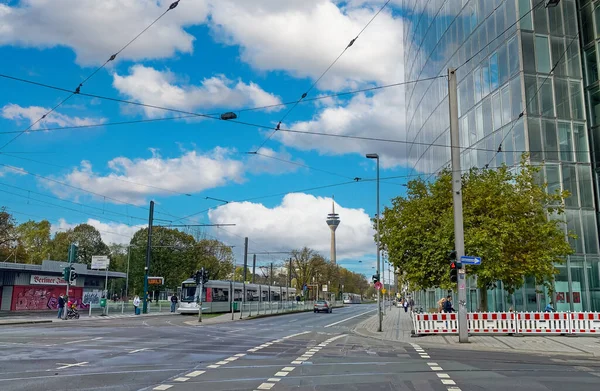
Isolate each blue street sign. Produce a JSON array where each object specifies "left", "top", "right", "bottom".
[{"left": 460, "top": 256, "right": 481, "bottom": 265}]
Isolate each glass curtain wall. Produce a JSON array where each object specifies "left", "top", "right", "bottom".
[{"left": 405, "top": 0, "right": 600, "bottom": 311}]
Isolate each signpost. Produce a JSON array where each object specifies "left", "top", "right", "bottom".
[
  {"left": 374, "top": 281, "right": 383, "bottom": 290},
  {"left": 147, "top": 277, "right": 164, "bottom": 285},
  {"left": 460, "top": 256, "right": 481, "bottom": 265}
]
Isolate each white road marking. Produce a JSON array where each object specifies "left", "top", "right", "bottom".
[
  {"left": 448, "top": 388, "right": 462, "bottom": 391},
  {"left": 421, "top": 355, "right": 431, "bottom": 359},
  {"left": 153, "top": 386, "right": 172, "bottom": 390},
  {"left": 173, "top": 377, "right": 189, "bottom": 382},
  {"left": 207, "top": 365, "right": 220, "bottom": 369},
  {"left": 431, "top": 366, "right": 443, "bottom": 371},
  {"left": 235, "top": 353, "right": 246, "bottom": 357},
  {"left": 267, "top": 378, "right": 281, "bottom": 382},
  {"left": 56, "top": 362, "right": 88, "bottom": 370},
  {"left": 427, "top": 362, "right": 438, "bottom": 366},
  {"left": 442, "top": 379, "right": 456, "bottom": 385},
  {"left": 323, "top": 310, "right": 376, "bottom": 328},
  {"left": 129, "top": 348, "right": 151, "bottom": 354},
  {"left": 257, "top": 382, "right": 275, "bottom": 389},
  {"left": 186, "top": 371, "right": 205, "bottom": 377},
  {"left": 437, "top": 373, "right": 450, "bottom": 379},
  {"left": 216, "top": 361, "right": 228, "bottom": 365},
  {"left": 291, "top": 361, "right": 302, "bottom": 364},
  {"left": 224, "top": 357, "right": 238, "bottom": 362},
  {"left": 248, "top": 348, "right": 259, "bottom": 352},
  {"left": 282, "top": 367, "right": 295, "bottom": 372},
  {"left": 274, "top": 372, "right": 289, "bottom": 376}
]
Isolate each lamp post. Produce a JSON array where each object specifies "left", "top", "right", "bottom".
[{"left": 366, "top": 153, "right": 382, "bottom": 332}]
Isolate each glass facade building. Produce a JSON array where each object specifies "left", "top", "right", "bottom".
[{"left": 404, "top": 0, "right": 600, "bottom": 312}]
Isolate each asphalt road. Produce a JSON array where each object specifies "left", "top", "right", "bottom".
[{"left": 0, "top": 304, "right": 598, "bottom": 390}]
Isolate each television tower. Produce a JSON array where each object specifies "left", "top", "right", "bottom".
[{"left": 326, "top": 197, "right": 340, "bottom": 264}]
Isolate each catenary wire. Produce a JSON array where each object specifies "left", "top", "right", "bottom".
[
  {"left": 253, "top": 0, "right": 393, "bottom": 152},
  {"left": 0, "top": 0, "right": 182, "bottom": 151}
]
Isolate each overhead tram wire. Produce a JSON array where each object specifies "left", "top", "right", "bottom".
[
  {"left": 252, "top": 0, "right": 393, "bottom": 153},
  {"left": 0, "top": 0, "right": 182, "bottom": 151},
  {"left": 0, "top": 72, "right": 444, "bottom": 133}
]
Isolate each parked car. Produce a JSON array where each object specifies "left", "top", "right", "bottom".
[{"left": 314, "top": 300, "right": 333, "bottom": 313}]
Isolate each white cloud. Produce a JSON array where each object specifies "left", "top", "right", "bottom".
[
  {"left": 112, "top": 65, "right": 282, "bottom": 118},
  {"left": 1, "top": 104, "right": 105, "bottom": 130},
  {"left": 43, "top": 147, "right": 301, "bottom": 205},
  {"left": 0, "top": 0, "right": 210, "bottom": 66},
  {"left": 53, "top": 218, "right": 143, "bottom": 245},
  {"left": 208, "top": 0, "right": 404, "bottom": 89},
  {"left": 45, "top": 148, "right": 246, "bottom": 205},
  {"left": 273, "top": 83, "right": 450, "bottom": 172},
  {"left": 0, "top": 165, "right": 26, "bottom": 177},
  {"left": 208, "top": 193, "right": 375, "bottom": 260}
]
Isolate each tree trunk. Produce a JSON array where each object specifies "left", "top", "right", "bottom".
[{"left": 479, "top": 287, "right": 488, "bottom": 312}]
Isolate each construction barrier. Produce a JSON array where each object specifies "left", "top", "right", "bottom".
[
  {"left": 412, "top": 311, "right": 600, "bottom": 336},
  {"left": 517, "top": 312, "right": 570, "bottom": 334},
  {"left": 569, "top": 312, "right": 600, "bottom": 334},
  {"left": 412, "top": 312, "right": 458, "bottom": 334},
  {"left": 469, "top": 312, "right": 516, "bottom": 334}
]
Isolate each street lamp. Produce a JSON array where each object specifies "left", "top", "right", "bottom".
[{"left": 366, "top": 153, "right": 382, "bottom": 332}]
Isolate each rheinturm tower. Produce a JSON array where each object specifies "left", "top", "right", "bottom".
[{"left": 326, "top": 198, "right": 340, "bottom": 265}]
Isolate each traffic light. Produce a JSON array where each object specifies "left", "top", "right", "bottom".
[
  {"left": 202, "top": 269, "right": 209, "bottom": 284},
  {"left": 68, "top": 243, "right": 78, "bottom": 263},
  {"left": 69, "top": 266, "right": 77, "bottom": 282},
  {"left": 63, "top": 267, "right": 70, "bottom": 281},
  {"left": 372, "top": 273, "right": 380, "bottom": 284},
  {"left": 194, "top": 270, "right": 201, "bottom": 284},
  {"left": 449, "top": 261, "right": 458, "bottom": 283}
]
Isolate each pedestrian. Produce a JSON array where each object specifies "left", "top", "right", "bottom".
[
  {"left": 437, "top": 297, "right": 446, "bottom": 313},
  {"left": 403, "top": 300, "right": 408, "bottom": 313},
  {"left": 443, "top": 295, "right": 454, "bottom": 313},
  {"left": 133, "top": 295, "right": 140, "bottom": 314},
  {"left": 409, "top": 297, "right": 414, "bottom": 312},
  {"left": 57, "top": 294, "right": 65, "bottom": 319},
  {"left": 170, "top": 293, "right": 178, "bottom": 313}
]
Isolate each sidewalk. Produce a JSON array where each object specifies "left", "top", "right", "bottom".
[
  {"left": 0, "top": 311, "right": 176, "bottom": 326},
  {"left": 353, "top": 306, "right": 600, "bottom": 358}
]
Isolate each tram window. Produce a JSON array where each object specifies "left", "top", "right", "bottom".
[
  {"left": 246, "top": 289, "right": 258, "bottom": 301},
  {"left": 272, "top": 292, "right": 280, "bottom": 301},
  {"left": 212, "top": 288, "right": 229, "bottom": 302},
  {"left": 234, "top": 289, "right": 243, "bottom": 302}
]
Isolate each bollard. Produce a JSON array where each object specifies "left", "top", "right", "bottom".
[
  {"left": 89, "top": 305, "right": 92, "bottom": 317},
  {"left": 121, "top": 301, "right": 124, "bottom": 314}
]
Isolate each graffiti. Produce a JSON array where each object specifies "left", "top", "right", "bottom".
[
  {"left": 12, "top": 286, "right": 83, "bottom": 311},
  {"left": 83, "top": 290, "right": 102, "bottom": 305}
]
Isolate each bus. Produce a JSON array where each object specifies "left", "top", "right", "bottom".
[
  {"left": 177, "top": 278, "right": 297, "bottom": 314},
  {"left": 342, "top": 293, "right": 362, "bottom": 304}
]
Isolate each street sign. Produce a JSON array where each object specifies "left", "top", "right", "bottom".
[
  {"left": 374, "top": 281, "right": 382, "bottom": 290},
  {"left": 91, "top": 255, "right": 110, "bottom": 269},
  {"left": 322, "top": 285, "right": 328, "bottom": 292},
  {"left": 148, "top": 277, "right": 164, "bottom": 285},
  {"left": 460, "top": 255, "right": 481, "bottom": 265},
  {"left": 381, "top": 288, "right": 387, "bottom": 294}
]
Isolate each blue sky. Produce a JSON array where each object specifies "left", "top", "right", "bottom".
[{"left": 0, "top": 0, "right": 415, "bottom": 279}]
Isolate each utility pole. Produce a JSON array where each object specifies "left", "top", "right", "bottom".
[
  {"left": 243, "top": 237, "right": 249, "bottom": 283},
  {"left": 288, "top": 258, "right": 292, "bottom": 287},
  {"left": 252, "top": 254, "right": 256, "bottom": 284},
  {"left": 448, "top": 68, "right": 468, "bottom": 343},
  {"left": 270, "top": 262, "right": 273, "bottom": 286},
  {"left": 143, "top": 200, "right": 154, "bottom": 314}
]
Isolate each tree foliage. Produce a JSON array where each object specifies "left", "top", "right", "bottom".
[
  {"left": 127, "top": 227, "right": 234, "bottom": 295},
  {"left": 47, "top": 223, "right": 109, "bottom": 265},
  {"left": 16, "top": 220, "right": 52, "bottom": 264},
  {"left": 378, "top": 158, "right": 574, "bottom": 308}
]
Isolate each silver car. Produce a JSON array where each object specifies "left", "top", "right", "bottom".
[{"left": 314, "top": 300, "right": 333, "bottom": 313}]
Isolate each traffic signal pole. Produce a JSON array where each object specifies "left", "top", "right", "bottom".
[
  {"left": 143, "top": 201, "right": 154, "bottom": 315},
  {"left": 448, "top": 68, "right": 469, "bottom": 343}
]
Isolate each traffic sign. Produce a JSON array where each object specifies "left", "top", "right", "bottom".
[
  {"left": 381, "top": 288, "right": 387, "bottom": 294},
  {"left": 460, "top": 255, "right": 481, "bottom": 265},
  {"left": 374, "top": 281, "right": 383, "bottom": 290},
  {"left": 91, "top": 255, "right": 110, "bottom": 269}
]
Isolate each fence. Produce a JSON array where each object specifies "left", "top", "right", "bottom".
[
  {"left": 238, "top": 300, "right": 343, "bottom": 318},
  {"left": 412, "top": 311, "right": 600, "bottom": 336},
  {"left": 85, "top": 300, "right": 172, "bottom": 317}
]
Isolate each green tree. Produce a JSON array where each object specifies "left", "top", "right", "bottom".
[
  {"left": 48, "top": 224, "right": 109, "bottom": 264},
  {"left": 16, "top": 220, "right": 51, "bottom": 264},
  {"left": 0, "top": 207, "right": 17, "bottom": 260},
  {"left": 378, "top": 157, "right": 574, "bottom": 310}
]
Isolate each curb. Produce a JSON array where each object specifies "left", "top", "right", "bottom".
[
  {"left": 0, "top": 320, "right": 53, "bottom": 326},
  {"left": 243, "top": 305, "right": 346, "bottom": 321}
]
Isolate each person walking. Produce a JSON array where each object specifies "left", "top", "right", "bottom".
[
  {"left": 57, "top": 294, "right": 65, "bottom": 319},
  {"left": 133, "top": 295, "right": 141, "bottom": 314},
  {"left": 443, "top": 295, "right": 455, "bottom": 313},
  {"left": 403, "top": 300, "right": 408, "bottom": 313},
  {"left": 170, "top": 294, "right": 178, "bottom": 313}
]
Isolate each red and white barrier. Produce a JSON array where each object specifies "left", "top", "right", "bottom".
[
  {"left": 517, "top": 312, "right": 570, "bottom": 334},
  {"left": 412, "top": 313, "right": 458, "bottom": 334},
  {"left": 412, "top": 311, "right": 600, "bottom": 336},
  {"left": 468, "top": 312, "right": 516, "bottom": 334},
  {"left": 569, "top": 312, "right": 600, "bottom": 334}
]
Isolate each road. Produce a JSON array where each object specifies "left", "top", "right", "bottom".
[{"left": 0, "top": 304, "right": 599, "bottom": 390}]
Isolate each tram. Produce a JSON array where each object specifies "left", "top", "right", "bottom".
[
  {"left": 342, "top": 293, "right": 362, "bottom": 304},
  {"left": 177, "top": 278, "right": 297, "bottom": 314}
]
